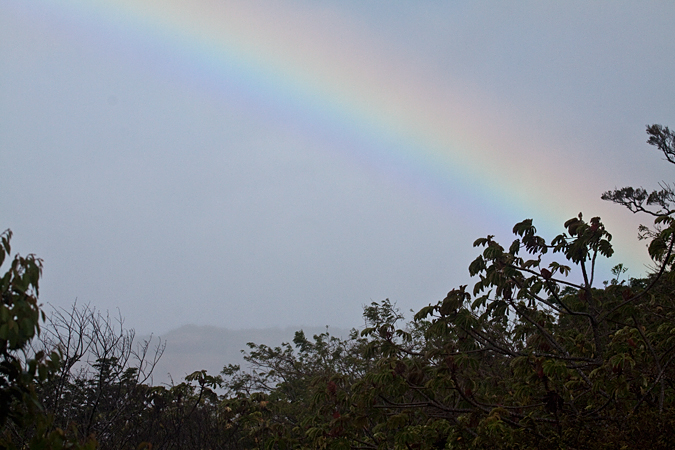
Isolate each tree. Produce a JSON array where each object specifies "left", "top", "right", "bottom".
[
  {"left": 0, "top": 229, "right": 48, "bottom": 428},
  {"left": 0, "top": 229, "right": 96, "bottom": 449},
  {"left": 32, "top": 303, "right": 165, "bottom": 449},
  {"left": 602, "top": 125, "right": 675, "bottom": 217},
  {"left": 219, "top": 327, "right": 375, "bottom": 449},
  {"left": 602, "top": 124, "right": 675, "bottom": 266}
]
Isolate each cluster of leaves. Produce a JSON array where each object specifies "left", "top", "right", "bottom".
[
  {"left": 0, "top": 229, "right": 97, "bottom": 449},
  {"left": 3, "top": 124, "right": 675, "bottom": 449}
]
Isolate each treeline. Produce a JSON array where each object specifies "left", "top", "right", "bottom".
[{"left": 2, "top": 125, "right": 675, "bottom": 449}]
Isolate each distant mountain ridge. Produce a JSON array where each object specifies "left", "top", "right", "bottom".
[{"left": 144, "top": 324, "right": 352, "bottom": 386}]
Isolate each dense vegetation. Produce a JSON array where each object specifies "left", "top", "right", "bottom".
[{"left": 2, "top": 125, "right": 675, "bottom": 449}]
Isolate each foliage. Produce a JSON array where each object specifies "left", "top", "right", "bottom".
[
  {"left": 602, "top": 124, "right": 675, "bottom": 245},
  {"left": 218, "top": 327, "right": 375, "bottom": 449},
  {"left": 0, "top": 229, "right": 96, "bottom": 449}
]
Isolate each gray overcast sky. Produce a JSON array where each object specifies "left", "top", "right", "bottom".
[{"left": 2, "top": 1, "right": 674, "bottom": 335}]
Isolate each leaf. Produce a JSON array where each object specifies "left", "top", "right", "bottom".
[
  {"left": 512, "top": 219, "right": 534, "bottom": 237},
  {"left": 473, "top": 237, "right": 489, "bottom": 247},
  {"left": 413, "top": 305, "right": 436, "bottom": 321},
  {"left": 469, "top": 256, "right": 486, "bottom": 276}
]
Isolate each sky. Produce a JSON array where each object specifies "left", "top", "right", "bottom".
[{"left": 2, "top": 1, "right": 674, "bottom": 336}]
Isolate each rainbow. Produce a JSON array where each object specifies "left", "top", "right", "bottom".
[{"left": 9, "top": 0, "right": 650, "bottom": 272}]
